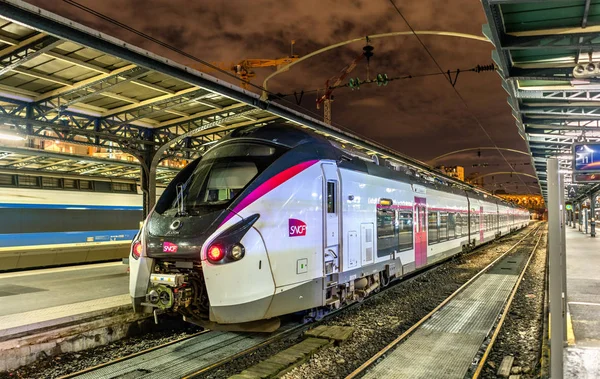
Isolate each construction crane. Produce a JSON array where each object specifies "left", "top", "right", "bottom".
[
  {"left": 316, "top": 39, "right": 373, "bottom": 125},
  {"left": 190, "top": 41, "right": 299, "bottom": 90}
]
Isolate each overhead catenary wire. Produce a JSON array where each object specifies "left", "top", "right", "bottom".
[
  {"left": 277, "top": 64, "right": 495, "bottom": 98},
  {"left": 386, "top": 0, "right": 533, "bottom": 195}
]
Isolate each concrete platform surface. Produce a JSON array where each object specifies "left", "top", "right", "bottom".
[
  {"left": 565, "top": 227, "right": 600, "bottom": 379},
  {"left": 0, "top": 262, "right": 128, "bottom": 317}
]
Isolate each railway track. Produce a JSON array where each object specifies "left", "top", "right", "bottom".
[
  {"left": 58, "top": 225, "right": 538, "bottom": 379},
  {"left": 345, "top": 223, "right": 544, "bottom": 379}
]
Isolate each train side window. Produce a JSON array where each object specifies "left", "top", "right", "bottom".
[
  {"left": 456, "top": 214, "right": 462, "bottom": 236},
  {"left": 377, "top": 208, "right": 397, "bottom": 257},
  {"left": 0, "top": 173, "right": 15, "bottom": 186},
  {"left": 63, "top": 179, "right": 76, "bottom": 189},
  {"left": 398, "top": 211, "right": 413, "bottom": 251},
  {"left": 327, "top": 181, "right": 336, "bottom": 214},
  {"left": 448, "top": 213, "right": 456, "bottom": 239},
  {"left": 79, "top": 180, "right": 93, "bottom": 191},
  {"left": 439, "top": 212, "right": 448, "bottom": 240},
  {"left": 428, "top": 211, "right": 438, "bottom": 244},
  {"left": 17, "top": 175, "right": 40, "bottom": 187},
  {"left": 42, "top": 177, "right": 61, "bottom": 189}
]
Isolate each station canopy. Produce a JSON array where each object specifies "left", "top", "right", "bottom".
[
  {"left": 482, "top": 0, "right": 600, "bottom": 203},
  {"left": 0, "top": 0, "right": 489, "bottom": 200}
]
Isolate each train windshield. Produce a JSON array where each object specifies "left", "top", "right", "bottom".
[{"left": 171, "top": 142, "right": 285, "bottom": 213}]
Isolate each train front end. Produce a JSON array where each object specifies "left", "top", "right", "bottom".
[{"left": 129, "top": 124, "right": 329, "bottom": 330}]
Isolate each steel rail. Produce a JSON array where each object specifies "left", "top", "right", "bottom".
[
  {"left": 345, "top": 223, "right": 543, "bottom": 379},
  {"left": 472, "top": 227, "right": 545, "bottom": 378},
  {"left": 57, "top": 330, "right": 210, "bottom": 379}
]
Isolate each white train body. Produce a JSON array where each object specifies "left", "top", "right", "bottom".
[{"left": 129, "top": 124, "right": 529, "bottom": 328}]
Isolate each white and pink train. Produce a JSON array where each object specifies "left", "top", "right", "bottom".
[{"left": 129, "top": 123, "right": 530, "bottom": 330}]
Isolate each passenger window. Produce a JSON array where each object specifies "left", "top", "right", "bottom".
[
  {"left": 377, "top": 208, "right": 397, "bottom": 257},
  {"left": 327, "top": 181, "right": 336, "bottom": 214},
  {"left": 428, "top": 211, "right": 438, "bottom": 244},
  {"left": 398, "top": 211, "right": 413, "bottom": 251},
  {"left": 439, "top": 213, "right": 448, "bottom": 240},
  {"left": 448, "top": 213, "right": 456, "bottom": 239}
]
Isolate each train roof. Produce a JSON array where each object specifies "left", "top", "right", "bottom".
[
  {"left": 215, "top": 123, "right": 526, "bottom": 211},
  {"left": 222, "top": 123, "right": 330, "bottom": 148}
]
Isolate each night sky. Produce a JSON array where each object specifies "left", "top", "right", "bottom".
[{"left": 25, "top": 0, "right": 539, "bottom": 194}]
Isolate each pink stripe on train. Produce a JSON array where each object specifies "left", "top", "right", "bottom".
[{"left": 220, "top": 160, "right": 319, "bottom": 226}]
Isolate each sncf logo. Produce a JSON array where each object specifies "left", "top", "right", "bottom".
[
  {"left": 162, "top": 241, "right": 178, "bottom": 253},
  {"left": 289, "top": 219, "right": 307, "bottom": 237}
]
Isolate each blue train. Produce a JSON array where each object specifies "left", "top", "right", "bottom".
[{"left": 0, "top": 172, "right": 144, "bottom": 270}]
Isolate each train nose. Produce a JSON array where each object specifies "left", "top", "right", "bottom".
[{"left": 203, "top": 222, "right": 276, "bottom": 324}]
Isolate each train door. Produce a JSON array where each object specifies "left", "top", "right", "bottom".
[
  {"left": 479, "top": 206, "right": 484, "bottom": 242},
  {"left": 322, "top": 163, "right": 340, "bottom": 276},
  {"left": 414, "top": 197, "right": 427, "bottom": 268}
]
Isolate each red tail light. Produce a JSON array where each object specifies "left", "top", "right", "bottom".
[
  {"left": 207, "top": 244, "right": 225, "bottom": 262},
  {"left": 132, "top": 241, "right": 142, "bottom": 259}
]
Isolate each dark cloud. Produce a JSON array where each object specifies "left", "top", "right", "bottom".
[{"left": 25, "top": 0, "right": 537, "bottom": 193}]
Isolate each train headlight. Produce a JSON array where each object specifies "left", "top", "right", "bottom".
[
  {"left": 132, "top": 241, "right": 142, "bottom": 260},
  {"left": 230, "top": 244, "right": 245, "bottom": 260},
  {"left": 207, "top": 244, "right": 225, "bottom": 262}
]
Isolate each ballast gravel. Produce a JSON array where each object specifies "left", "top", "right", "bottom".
[
  {"left": 0, "top": 317, "right": 201, "bottom": 379},
  {"left": 204, "top": 226, "right": 536, "bottom": 379}
]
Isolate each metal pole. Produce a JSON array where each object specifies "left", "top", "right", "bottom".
[
  {"left": 548, "top": 158, "right": 564, "bottom": 379},
  {"left": 560, "top": 174, "right": 568, "bottom": 344}
]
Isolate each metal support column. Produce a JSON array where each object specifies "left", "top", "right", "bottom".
[
  {"left": 548, "top": 158, "right": 564, "bottom": 379},
  {"left": 591, "top": 193, "right": 596, "bottom": 237},
  {"left": 560, "top": 174, "right": 568, "bottom": 344},
  {"left": 139, "top": 129, "right": 156, "bottom": 219}
]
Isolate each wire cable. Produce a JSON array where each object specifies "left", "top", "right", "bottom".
[
  {"left": 278, "top": 65, "right": 493, "bottom": 98},
  {"left": 387, "top": 0, "right": 533, "bottom": 195}
]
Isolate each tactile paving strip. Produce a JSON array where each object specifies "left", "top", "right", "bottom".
[{"left": 363, "top": 273, "right": 519, "bottom": 379}]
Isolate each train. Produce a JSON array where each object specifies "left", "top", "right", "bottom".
[
  {"left": 0, "top": 174, "right": 144, "bottom": 271},
  {"left": 129, "top": 123, "right": 530, "bottom": 331}
]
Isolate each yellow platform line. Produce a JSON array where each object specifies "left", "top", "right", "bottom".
[
  {"left": 548, "top": 310, "right": 576, "bottom": 346},
  {"left": 566, "top": 308, "right": 576, "bottom": 346}
]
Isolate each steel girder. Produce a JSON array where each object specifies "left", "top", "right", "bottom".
[
  {"left": 0, "top": 35, "right": 62, "bottom": 76},
  {"left": 0, "top": 145, "right": 179, "bottom": 183},
  {"left": 0, "top": 96, "right": 264, "bottom": 160},
  {"left": 517, "top": 90, "right": 600, "bottom": 102},
  {"left": 501, "top": 33, "right": 600, "bottom": 50},
  {"left": 523, "top": 117, "right": 600, "bottom": 128},
  {"left": 35, "top": 65, "right": 151, "bottom": 114},
  {"left": 520, "top": 105, "right": 600, "bottom": 118},
  {"left": 102, "top": 88, "right": 211, "bottom": 126}
]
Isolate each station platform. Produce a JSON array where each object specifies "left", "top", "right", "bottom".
[
  {"left": 0, "top": 262, "right": 129, "bottom": 339},
  {"left": 565, "top": 227, "right": 600, "bottom": 378}
]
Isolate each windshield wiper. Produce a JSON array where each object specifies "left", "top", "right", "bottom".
[{"left": 175, "top": 183, "right": 188, "bottom": 217}]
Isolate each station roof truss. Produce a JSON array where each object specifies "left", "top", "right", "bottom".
[
  {"left": 0, "top": 0, "right": 509, "bottom": 206},
  {"left": 482, "top": 0, "right": 600, "bottom": 201},
  {"left": 0, "top": 145, "right": 179, "bottom": 184}
]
